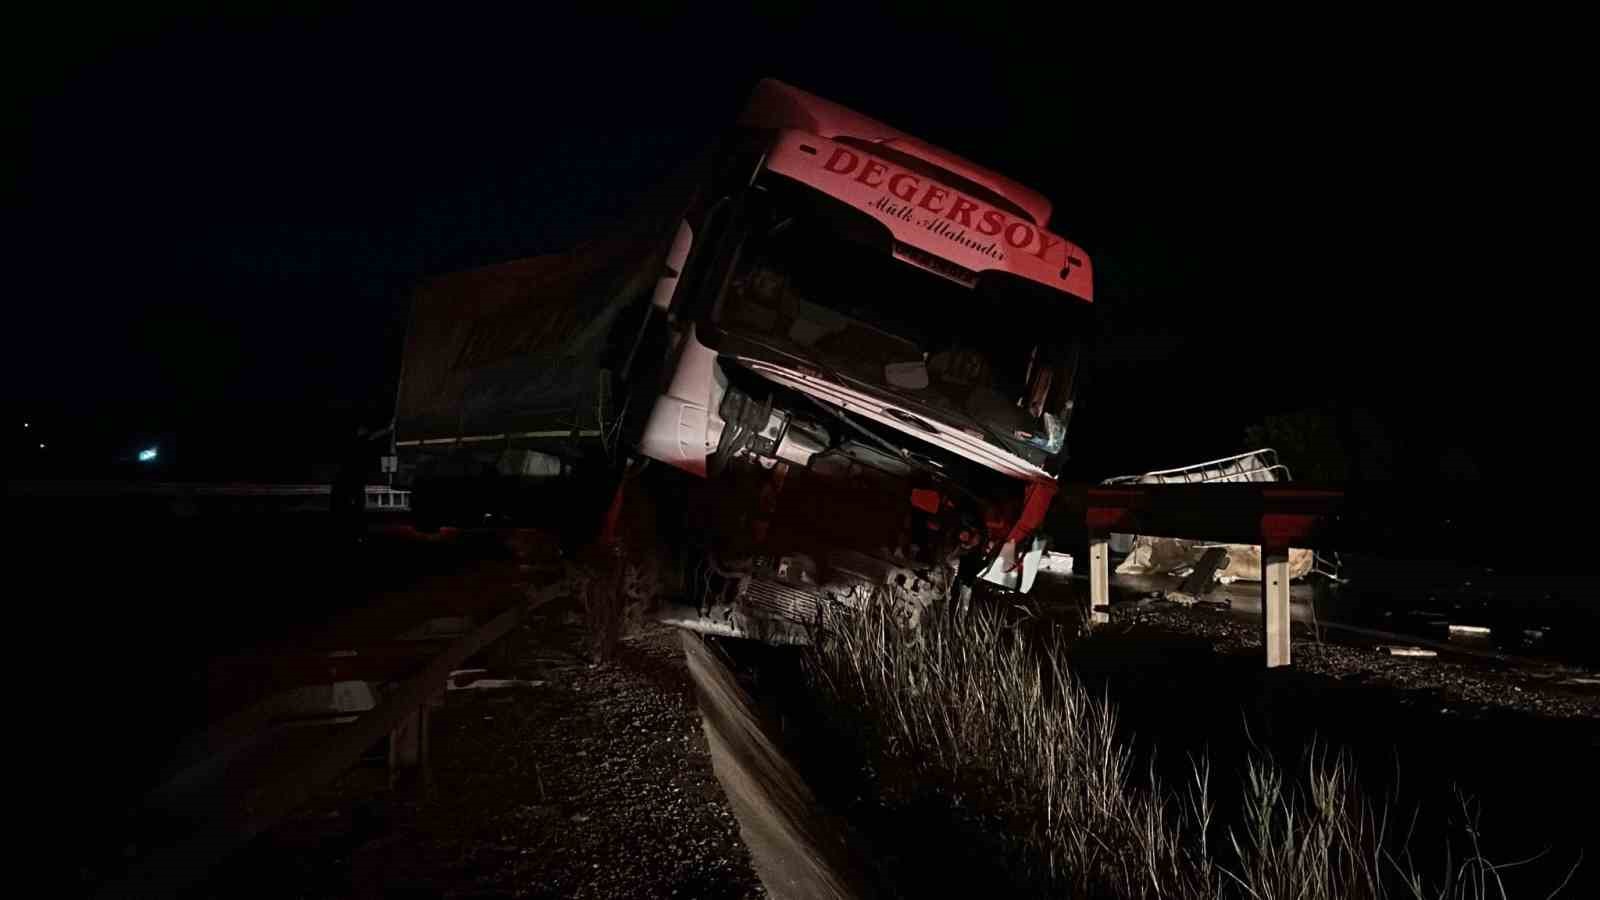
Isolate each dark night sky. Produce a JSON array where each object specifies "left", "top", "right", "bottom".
[{"left": 8, "top": 5, "right": 1585, "bottom": 481}]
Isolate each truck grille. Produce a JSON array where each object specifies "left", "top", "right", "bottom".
[{"left": 740, "top": 577, "right": 823, "bottom": 626}]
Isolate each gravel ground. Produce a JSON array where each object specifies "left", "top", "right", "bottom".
[
  {"left": 210, "top": 607, "right": 764, "bottom": 899},
  {"left": 1114, "top": 603, "right": 1600, "bottom": 719},
  {"left": 178, "top": 571, "right": 1600, "bottom": 898}
]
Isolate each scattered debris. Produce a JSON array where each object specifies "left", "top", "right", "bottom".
[
  {"left": 398, "top": 616, "right": 474, "bottom": 641},
  {"left": 1116, "top": 537, "right": 1315, "bottom": 582},
  {"left": 1378, "top": 645, "right": 1438, "bottom": 659},
  {"left": 1403, "top": 611, "right": 1452, "bottom": 633},
  {"left": 1448, "top": 624, "right": 1492, "bottom": 636},
  {"left": 276, "top": 680, "right": 377, "bottom": 717},
  {"left": 1177, "top": 547, "right": 1229, "bottom": 596},
  {"left": 446, "top": 668, "right": 546, "bottom": 691},
  {"left": 1039, "top": 551, "right": 1074, "bottom": 576},
  {"left": 1115, "top": 605, "right": 1600, "bottom": 723}
]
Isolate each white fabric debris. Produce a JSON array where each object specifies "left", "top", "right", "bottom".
[
  {"left": 1113, "top": 537, "right": 1313, "bottom": 582},
  {"left": 1039, "top": 551, "right": 1074, "bottom": 575}
]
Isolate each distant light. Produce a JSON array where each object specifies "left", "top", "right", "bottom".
[
  {"left": 139, "top": 447, "right": 159, "bottom": 462},
  {"left": 38, "top": 442, "right": 46, "bottom": 449},
  {"left": 22, "top": 422, "right": 29, "bottom": 429}
]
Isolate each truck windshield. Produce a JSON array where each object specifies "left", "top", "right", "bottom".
[{"left": 711, "top": 185, "right": 1088, "bottom": 462}]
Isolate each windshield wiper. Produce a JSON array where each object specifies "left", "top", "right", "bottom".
[
  {"left": 722, "top": 330, "right": 853, "bottom": 385},
  {"left": 837, "top": 371, "right": 1017, "bottom": 454}
]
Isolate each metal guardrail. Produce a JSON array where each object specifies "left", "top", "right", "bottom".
[
  {"left": 101, "top": 591, "right": 541, "bottom": 897},
  {"left": 1056, "top": 483, "right": 1345, "bottom": 669},
  {"left": 10, "top": 480, "right": 413, "bottom": 512},
  {"left": 1059, "top": 483, "right": 1569, "bottom": 560},
  {"left": 7, "top": 480, "right": 336, "bottom": 497},
  {"left": 1059, "top": 484, "right": 1343, "bottom": 550},
  {"left": 1051, "top": 482, "right": 1589, "bottom": 666}
]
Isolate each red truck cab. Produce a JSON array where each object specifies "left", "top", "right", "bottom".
[{"left": 635, "top": 80, "right": 1094, "bottom": 638}]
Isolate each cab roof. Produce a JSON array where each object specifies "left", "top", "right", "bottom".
[{"left": 739, "top": 79, "right": 1054, "bottom": 228}]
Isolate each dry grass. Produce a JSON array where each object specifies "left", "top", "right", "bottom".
[
  {"left": 808, "top": 594, "right": 1563, "bottom": 899},
  {"left": 569, "top": 543, "right": 659, "bottom": 662}
]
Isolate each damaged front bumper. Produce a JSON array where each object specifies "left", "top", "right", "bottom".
[{"left": 659, "top": 548, "right": 953, "bottom": 645}]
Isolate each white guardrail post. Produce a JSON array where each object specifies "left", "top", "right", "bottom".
[
  {"left": 1088, "top": 533, "right": 1110, "bottom": 626},
  {"left": 1262, "top": 545, "right": 1292, "bottom": 667}
]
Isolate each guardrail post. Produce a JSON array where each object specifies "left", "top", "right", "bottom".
[
  {"left": 1262, "top": 546, "right": 1291, "bottom": 667},
  {"left": 389, "top": 703, "right": 431, "bottom": 790},
  {"left": 1088, "top": 534, "right": 1110, "bottom": 626}
]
